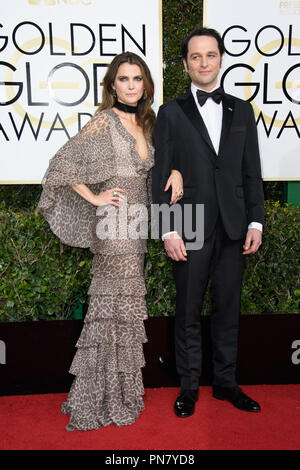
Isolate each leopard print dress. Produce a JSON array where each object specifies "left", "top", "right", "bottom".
[{"left": 38, "top": 109, "right": 154, "bottom": 431}]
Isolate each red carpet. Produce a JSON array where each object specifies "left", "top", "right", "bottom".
[{"left": 0, "top": 385, "right": 299, "bottom": 450}]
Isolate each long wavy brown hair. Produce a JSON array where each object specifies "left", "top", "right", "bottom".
[{"left": 97, "top": 52, "right": 156, "bottom": 140}]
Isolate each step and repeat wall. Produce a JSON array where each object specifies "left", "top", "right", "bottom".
[
  {"left": 0, "top": 1, "right": 299, "bottom": 389},
  {"left": 1, "top": 1, "right": 299, "bottom": 182},
  {"left": 0, "top": 0, "right": 162, "bottom": 183},
  {"left": 204, "top": 0, "right": 300, "bottom": 180}
]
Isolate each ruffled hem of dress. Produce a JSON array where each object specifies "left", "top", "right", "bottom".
[
  {"left": 87, "top": 276, "right": 147, "bottom": 296},
  {"left": 61, "top": 372, "right": 145, "bottom": 431},
  {"left": 75, "top": 315, "right": 147, "bottom": 348},
  {"left": 70, "top": 340, "right": 146, "bottom": 376},
  {"left": 61, "top": 399, "right": 145, "bottom": 431},
  {"left": 84, "top": 294, "right": 148, "bottom": 322}
]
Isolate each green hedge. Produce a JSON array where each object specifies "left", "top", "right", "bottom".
[
  {"left": 0, "top": 0, "right": 298, "bottom": 321},
  {"left": 0, "top": 200, "right": 299, "bottom": 322},
  {"left": 0, "top": 202, "right": 92, "bottom": 322}
]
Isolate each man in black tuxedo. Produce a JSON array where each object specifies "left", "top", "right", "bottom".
[{"left": 152, "top": 27, "right": 264, "bottom": 417}]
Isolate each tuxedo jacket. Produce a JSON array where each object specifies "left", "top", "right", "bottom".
[{"left": 152, "top": 89, "right": 265, "bottom": 242}]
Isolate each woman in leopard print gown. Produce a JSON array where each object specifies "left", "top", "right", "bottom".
[{"left": 38, "top": 52, "right": 183, "bottom": 431}]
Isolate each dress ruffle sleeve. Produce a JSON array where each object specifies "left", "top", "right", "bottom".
[{"left": 38, "top": 112, "right": 117, "bottom": 248}]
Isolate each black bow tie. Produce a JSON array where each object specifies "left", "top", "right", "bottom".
[{"left": 196, "top": 87, "right": 224, "bottom": 106}]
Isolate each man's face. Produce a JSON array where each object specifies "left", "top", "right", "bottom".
[{"left": 183, "top": 35, "right": 222, "bottom": 91}]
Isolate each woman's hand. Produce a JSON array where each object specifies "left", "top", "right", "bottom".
[
  {"left": 164, "top": 170, "right": 183, "bottom": 204},
  {"left": 92, "top": 187, "right": 125, "bottom": 207}
]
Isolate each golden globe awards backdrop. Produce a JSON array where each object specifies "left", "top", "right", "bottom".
[
  {"left": 0, "top": 0, "right": 162, "bottom": 183},
  {"left": 204, "top": 0, "right": 300, "bottom": 180}
]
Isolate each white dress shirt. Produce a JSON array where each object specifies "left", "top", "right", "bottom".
[
  {"left": 162, "top": 83, "right": 262, "bottom": 239},
  {"left": 191, "top": 82, "right": 223, "bottom": 154}
]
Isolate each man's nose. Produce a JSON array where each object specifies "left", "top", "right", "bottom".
[{"left": 200, "top": 58, "right": 208, "bottom": 68}]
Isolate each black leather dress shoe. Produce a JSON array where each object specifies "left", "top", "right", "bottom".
[
  {"left": 212, "top": 386, "right": 261, "bottom": 412},
  {"left": 174, "top": 389, "right": 199, "bottom": 418}
]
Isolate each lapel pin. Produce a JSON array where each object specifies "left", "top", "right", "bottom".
[{"left": 228, "top": 107, "right": 233, "bottom": 112}]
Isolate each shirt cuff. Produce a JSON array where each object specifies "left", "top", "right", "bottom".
[
  {"left": 248, "top": 222, "right": 263, "bottom": 232},
  {"left": 163, "top": 224, "right": 263, "bottom": 239},
  {"left": 162, "top": 231, "right": 178, "bottom": 240}
]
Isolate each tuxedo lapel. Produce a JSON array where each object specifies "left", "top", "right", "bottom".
[
  {"left": 176, "top": 91, "right": 216, "bottom": 158},
  {"left": 219, "top": 94, "right": 235, "bottom": 153}
]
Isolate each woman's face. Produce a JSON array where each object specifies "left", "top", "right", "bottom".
[{"left": 112, "top": 62, "right": 144, "bottom": 106}]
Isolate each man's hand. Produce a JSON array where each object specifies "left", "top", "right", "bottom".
[
  {"left": 164, "top": 232, "right": 187, "bottom": 261},
  {"left": 243, "top": 228, "right": 262, "bottom": 255}
]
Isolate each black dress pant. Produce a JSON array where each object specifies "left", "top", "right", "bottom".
[{"left": 172, "top": 218, "right": 245, "bottom": 390}]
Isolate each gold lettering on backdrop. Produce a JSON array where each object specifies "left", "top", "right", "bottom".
[
  {"left": 243, "top": 38, "right": 300, "bottom": 128},
  {"left": 279, "top": 1, "right": 300, "bottom": 14},
  {"left": 28, "top": 0, "right": 92, "bottom": 6},
  {"left": 1, "top": 20, "right": 147, "bottom": 140},
  {"left": 279, "top": 1, "right": 300, "bottom": 8},
  {"left": 4, "top": 37, "right": 108, "bottom": 129}
]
